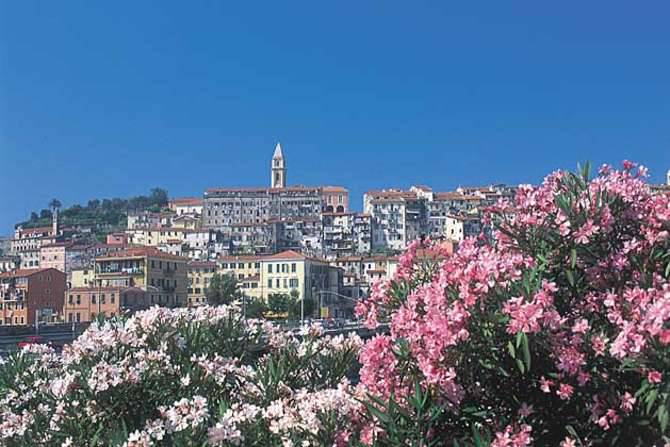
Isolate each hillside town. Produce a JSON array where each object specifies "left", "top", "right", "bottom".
[{"left": 1, "top": 145, "right": 668, "bottom": 328}]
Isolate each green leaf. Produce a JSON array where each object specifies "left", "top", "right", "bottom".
[
  {"left": 566, "top": 270, "right": 575, "bottom": 287},
  {"left": 507, "top": 341, "right": 516, "bottom": 359},
  {"left": 646, "top": 389, "right": 658, "bottom": 414},
  {"left": 659, "top": 405, "right": 669, "bottom": 433},
  {"left": 521, "top": 333, "right": 531, "bottom": 372},
  {"left": 570, "top": 248, "right": 577, "bottom": 269},
  {"left": 516, "top": 359, "right": 526, "bottom": 374}
]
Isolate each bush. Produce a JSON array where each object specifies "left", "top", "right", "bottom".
[
  {"left": 0, "top": 305, "right": 362, "bottom": 446},
  {"left": 355, "top": 162, "right": 670, "bottom": 445}
]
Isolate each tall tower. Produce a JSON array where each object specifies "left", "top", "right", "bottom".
[{"left": 271, "top": 142, "right": 286, "bottom": 188}]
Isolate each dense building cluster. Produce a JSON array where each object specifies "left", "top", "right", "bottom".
[{"left": 6, "top": 146, "right": 665, "bottom": 328}]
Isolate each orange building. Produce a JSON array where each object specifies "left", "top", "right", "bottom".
[
  {"left": 0, "top": 268, "right": 66, "bottom": 326},
  {"left": 64, "top": 286, "right": 148, "bottom": 322}
]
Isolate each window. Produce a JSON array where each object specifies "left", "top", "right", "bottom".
[
  {"left": 76, "top": 295, "right": 81, "bottom": 305},
  {"left": 291, "top": 263, "right": 296, "bottom": 273},
  {"left": 92, "top": 295, "right": 96, "bottom": 304},
  {"left": 68, "top": 295, "right": 73, "bottom": 304},
  {"left": 68, "top": 314, "right": 73, "bottom": 322},
  {"left": 111, "top": 295, "right": 115, "bottom": 304},
  {"left": 76, "top": 313, "right": 81, "bottom": 322},
  {"left": 268, "top": 264, "right": 273, "bottom": 273},
  {"left": 238, "top": 263, "right": 244, "bottom": 269},
  {"left": 255, "top": 262, "right": 260, "bottom": 269},
  {"left": 276, "top": 278, "right": 280, "bottom": 288},
  {"left": 268, "top": 279, "right": 272, "bottom": 289}
]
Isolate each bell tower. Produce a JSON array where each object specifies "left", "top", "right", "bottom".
[{"left": 271, "top": 142, "right": 286, "bottom": 188}]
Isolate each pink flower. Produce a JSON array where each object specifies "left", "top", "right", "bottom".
[
  {"left": 648, "top": 370, "right": 662, "bottom": 384},
  {"left": 556, "top": 383, "right": 574, "bottom": 400},
  {"left": 560, "top": 438, "right": 576, "bottom": 447},
  {"left": 620, "top": 392, "right": 636, "bottom": 413},
  {"left": 539, "top": 376, "right": 553, "bottom": 393}
]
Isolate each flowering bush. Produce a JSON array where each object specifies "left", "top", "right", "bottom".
[
  {"left": 2, "top": 162, "right": 669, "bottom": 446},
  {"left": 0, "top": 305, "right": 363, "bottom": 446},
  {"left": 355, "top": 162, "right": 670, "bottom": 445}
]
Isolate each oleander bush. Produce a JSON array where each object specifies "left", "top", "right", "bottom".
[
  {"left": 2, "top": 161, "right": 669, "bottom": 447},
  {"left": 0, "top": 306, "right": 362, "bottom": 446},
  {"left": 355, "top": 161, "right": 670, "bottom": 446}
]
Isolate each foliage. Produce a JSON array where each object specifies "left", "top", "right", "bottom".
[
  {"left": 244, "top": 296, "right": 269, "bottom": 319},
  {"left": 268, "top": 292, "right": 315, "bottom": 320},
  {"left": 206, "top": 273, "right": 242, "bottom": 306},
  {"left": 0, "top": 305, "right": 363, "bottom": 446},
  {"left": 17, "top": 188, "right": 168, "bottom": 231},
  {"left": 355, "top": 161, "right": 670, "bottom": 446}
]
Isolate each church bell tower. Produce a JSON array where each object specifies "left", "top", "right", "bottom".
[{"left": 271, "top": 142, "right": 286, "bottom": 188}]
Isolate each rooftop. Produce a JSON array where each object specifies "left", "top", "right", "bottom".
[{"left": 96, "top": 246, "right": 188, "bottom": 262}]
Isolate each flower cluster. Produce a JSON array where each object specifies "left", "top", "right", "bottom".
[
  {"left": 356, "top": 162, "right": 670, "bottom": 445},
  {"left": 0, "top": 304, "right": 363, "bottom": 446}
]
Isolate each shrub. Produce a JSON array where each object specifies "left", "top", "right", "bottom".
[{"left": 355, "top": 162, "right": 670, "bottom": 446}]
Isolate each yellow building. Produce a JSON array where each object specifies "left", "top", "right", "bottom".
[
  {"left": 94, "top": 247, "right": 188, "bottom": 307},
  {"left": 70, "top": 267, "right": 95, "bottom": 288},
  {"left": 259, "top": 250, "right": 340, "bottom": 303},
  {"left": 217, "top": 255, "right": 262, "bottom": 297},
  {"left": 187, "top": 261, "right": 216, "bottom": 306}
]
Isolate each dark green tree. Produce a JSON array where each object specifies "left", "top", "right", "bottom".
[
  {"left": 205, "top": 273, "right": 241, "bottom": 305},
  {"left": 244, "top": 296, "right": 268, "bottom": 319},
  {"left": 267, "top": 293, "right": 289, "bottom": 314}
]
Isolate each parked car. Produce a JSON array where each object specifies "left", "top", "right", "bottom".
[{"left": 17, "top": 335, "right": 45, "bottom": 349}]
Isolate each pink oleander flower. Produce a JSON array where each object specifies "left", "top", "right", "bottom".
[{"left": 648, "top": 370, "right": 662, "bottom": 384}]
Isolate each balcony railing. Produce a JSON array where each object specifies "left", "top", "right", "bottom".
[{"left": 97, "top": 267, "right": 145, "bottom": 276}]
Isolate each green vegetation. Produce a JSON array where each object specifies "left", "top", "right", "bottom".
[
  {"left": 267, "top": 289, "right": 315, "bottom": 320},
  {"left": 205, "top": 272, "right": 242, "bottom": 305},
  {"left": 17, "top": 189, "right": 169, "bottom": 238}
]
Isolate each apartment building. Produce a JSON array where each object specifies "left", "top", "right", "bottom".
[
  {"left": 217, "top": 255, "right": 262, "bottom": 295},
  {"left": 94, "top": 247, "right": 188, "bottom": 307},
  {"left": 322, "top": 212, "right": 372, "bottom": 258},
  {"left": 187, "top": 261, "right": 217, "bottom": 306},
  {"left": 39, "top": 242, "right": 95, "bottom": 275},
  {"left": 322, "top": 186, "right": 349, "bottom": 213},
  {"left": 0, "top": 257, "right": 19, "bottom": 273},
  {"left": 10, "top": 226, "right": 58, "bottom": 268},
  {"left": 64, "top": 286, "right": 149, "bottom": 322},
  {"left": 0, "top": 268, "right": 66, "bottom": 326},
  {"left": 364, "top": 190, "right": 425, "bottom": 252}
]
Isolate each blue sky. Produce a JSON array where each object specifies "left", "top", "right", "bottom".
[{"left": 1, "top": 1, "right": 669, "bottom": 234}]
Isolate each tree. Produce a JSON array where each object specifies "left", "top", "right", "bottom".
[
  {"left": 150, "top": 188, "right": 168, "bottom": 207},
  {"left": 87, "top": 199, "right": 100, "bottom": 209},
  {"left": 267, "top": 293, "right": 289, "bottom": 314},
  {"left": 49, "top": 199, "right": 62, "bottom": 211},
  {"left": 205, "top": 273, "right": 241, "bottom": 305},
  {"left": 39, "top": 209, "right": 52, "bottom": 219},
  {"left": 30, "top": 212, "right": 39, "bottom": 222},
  {"left": 244, "top": 297, "right": 268, "bottom": 319}
]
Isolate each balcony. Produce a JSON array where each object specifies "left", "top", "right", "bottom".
[{"left": 97, "top": 267, "right": 145, "bottom": 276}]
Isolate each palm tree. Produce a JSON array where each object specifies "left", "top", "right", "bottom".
[{"left": 49, "top": 199, "right": 62, "bottom": 212}]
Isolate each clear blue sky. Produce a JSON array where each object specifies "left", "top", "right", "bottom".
[{"left": 1, "top": 1, "right": 669, "bottom": 235}]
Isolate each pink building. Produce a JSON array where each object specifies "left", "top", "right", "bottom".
[
  {"left": 321, "top": 186, "right": 349, "bottom": 213},
  {"left": 106, "top": 233, "right": 129, "bottom": 246}
]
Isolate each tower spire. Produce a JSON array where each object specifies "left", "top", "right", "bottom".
[{"left": 271, "top": 142, "right": 286, "bottom": 188}]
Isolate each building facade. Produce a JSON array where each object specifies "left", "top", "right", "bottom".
[
  {"left": 94, "top": 247, "right": 188, "bottom": 307},
  {"left": 0, "top": 268, "right": 67, "bottom": 326},
  {"left": 64, "top": 286, "right": 149, "bottom": 322}
]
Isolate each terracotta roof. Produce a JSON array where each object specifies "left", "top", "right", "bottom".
[
  {"left": 0, "top": 268, "right": 62, "bottom": 278},
  {"left": 412, "top": 185, "right": 433, "bottom": 192},
  {"left": 322, "top": 186, "right": 348, "bottom": 193},
  {"left": 188, "top": 261, "right": 217, "bottom": 268},
  {"left": 170, "top": 197, "right": 203, "bottom": 206},
  {"left": 263, "top": 250, "right": 306, "bottom": 260},
  {"left": 217, "top": 255, "right": 262, "bottom": 262},
  {"left": 95, "top": 246, "right": 188, "bottom": 262}
]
